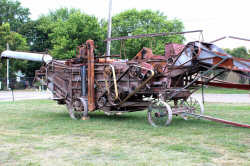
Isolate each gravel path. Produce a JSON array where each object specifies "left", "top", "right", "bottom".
[
  {"left": 0, "top": 91, "right": 52, "bottom": 102},
  {"left": 0, "top": 91, "right": 249, "bottom": 103},
  {"left": 191, "top": 93, "right": 250, "bottom": 104}
]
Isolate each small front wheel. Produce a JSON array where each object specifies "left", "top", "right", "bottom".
[
  {"left": 66, "top": 103, "right": 82, "bottom": 120},
  {"left": 79, "top": 98, "right": 89, "bottom": 120},
  {"left": 147, "top": 100, "right": 173, "bottom": 127},
  {"left": 66, "top": 98, "right": 88, "bottom": 120},
  {"left": 183, "top": 97, "right": 204, "bottom": 117}
]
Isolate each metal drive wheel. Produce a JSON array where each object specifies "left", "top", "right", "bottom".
[
  {"left": 66, "top": 98, "right": 88, "bottom": 120},
  {"left": 147, "top": 100, "right": 173, "bottom": 127},
  {"left": 182, "top": 97, "right": 204, "bottom": 117},
  {"left": 66, "top": 103, "right": 82, "bottom": 120},
  {"left": 79, "top": 98, "right": 88, "bottom": 119}
]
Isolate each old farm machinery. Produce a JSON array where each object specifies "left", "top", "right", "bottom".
[{"left": 1, "top": 31, "right": 250, "bottom": 127}]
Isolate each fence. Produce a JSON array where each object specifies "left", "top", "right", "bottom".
[{"left": 0, "top": 77, "right": 47, "bottom": 90}]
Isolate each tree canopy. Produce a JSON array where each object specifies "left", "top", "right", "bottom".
[
  {"left": 48, "top": 9, "right": 105, "bottom": 59},
  {"left": 111, "top": 9, "right": 184, "bottom": 59},
  {"left": 0, "top": 0, "right": 30, "bottom": 32},
  {"left": 0, "top": 23, "right": 28, "bottom": 78},
  {"left": 19, "top": 8, "right": 106, "bottom": 59},
  {"left": 225, "top": 47, "right": 250, "bottom": 59}
]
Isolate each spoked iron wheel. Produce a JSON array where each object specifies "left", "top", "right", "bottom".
[
  {"left": 147, "top": 100, "right": 173, "bottom": 127},
  {"left": 66, "top": 98, "right": 88, "bottom": 120},
  {"left": 182, "top": 97, "right": 204, "bottom": 117},
  {"left": 66, "top": 103, "right": 83, "bottom": 120}
]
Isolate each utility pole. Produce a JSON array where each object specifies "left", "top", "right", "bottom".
[
  {"left": 6, "top": 43, "right": 10, "bottom": 90},
  {"left": 106, "top": 0, "right": 112, "bottom": 56}
]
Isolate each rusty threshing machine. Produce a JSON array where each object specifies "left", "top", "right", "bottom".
[{"left": 1, "top": 31, "right": 250, "bottom": 127}]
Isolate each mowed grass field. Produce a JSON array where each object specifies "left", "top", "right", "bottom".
[{"left": 0, "top": 100, "right": 249, "bottom": 166}]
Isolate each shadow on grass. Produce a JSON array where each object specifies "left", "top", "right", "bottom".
[
  {"left": 27, "top": 104, "right": 250, "bottom": 131},
  {"left": 34, "top": 109, "right": 241, "bottom": 130}
]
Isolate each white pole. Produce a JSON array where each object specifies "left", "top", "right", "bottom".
[
  {"left": 6, "top": 43, "right": 10, "bottom": 90},
  {"left": 106, "top": 0, "right": 112, "bottom": 57}
]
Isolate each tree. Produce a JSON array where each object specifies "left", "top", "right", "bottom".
[
  {"left": 48, "top": 9, "right": 105, "bottom": 59},
  {"left": 0, "top": 23, "right": 29, "bottom": 80},
  {"left": 19, "top": 8, "right": 78, "bottom": 52},
  {"left": 0, "top": 0, "right": 30, "bottom": 32},
  {"left": 19, "top": 8, "right": 103, "bottom": 76},
  {"left": 110, "top": 9, "right": 184, "bottom": 59},
  {"left": 19, "top": 8, "right": 105, "bottom": 60},
  {"left": 225, "top": 47, "right": 250, "bottom": 59},
  {"left": 0, "top": 0, "right": 32, "bottom": 78},
  {"left": 19, "top": 19, "right": 52, "bottom": 53},
  {"left": 25, "top": 8, "right": 81, "bottom": 52}
]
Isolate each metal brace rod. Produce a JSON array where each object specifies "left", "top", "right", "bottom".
[
  {"left": 101, "top": 67, "right": 130, "bottom": 98},
  {"left": 184, "top": 112, "right": 250, "bottom": 128},
  {"left": 109, "top": 64, "right": 119, "bottom": 99},
  {"left": 190, "top": 70, "right": 226, "bottom": 94},
  {"left": 169, "top": 57, "right": 229, "bottom": 99},
  {"left": 105, "top": 30, "right": 203, "bottom": 41},
  {"left": 118, "top": 66, "right": 155, "bottom": 106},
  {"left": 210, "top": 36, "right": 250, "bottom": 43}
]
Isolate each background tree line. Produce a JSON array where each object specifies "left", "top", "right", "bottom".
[
  {"left": 0, "top": 0, "right": 249, "bottom": 83},
  {"left": 0, "top": 0, "right": 185, "bottom": 79}
]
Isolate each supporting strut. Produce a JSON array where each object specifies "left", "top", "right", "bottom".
[
  {"left": 87, "top": 40, "right": 95, "bottom": 111},
  {"left": 185, "top": 112, "right": 250, "bottom": 128}
]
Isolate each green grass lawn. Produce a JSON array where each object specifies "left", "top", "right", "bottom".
[
  {"left": 197, "top": 86, "right": 249, "bottom": 94},
  {"left": 0, "top": 100, "right": 249, "bottom": 166}
]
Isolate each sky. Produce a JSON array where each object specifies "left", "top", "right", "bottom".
[{"left": 19, "top": 0, "right": 250, "bottom": 50}]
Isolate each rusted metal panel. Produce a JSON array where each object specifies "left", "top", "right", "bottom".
[{"left": 165, "top": 43, "right": 185, "bottom": 58}]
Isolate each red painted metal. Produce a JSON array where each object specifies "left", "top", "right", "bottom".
[
  {"left": 165, "top": 43, "right": 185, "bottom": 58},
  {"left": 187, "top": 113, "right": 250, "bottom": 128},
  {"left": 196, "top": 81, "right": 250, "bottom": 90}
]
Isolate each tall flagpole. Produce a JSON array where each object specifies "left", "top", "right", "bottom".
[{"left": 106, "top": 0, "right": 112, "bottom": 56}]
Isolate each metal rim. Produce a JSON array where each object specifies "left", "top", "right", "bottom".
[
  {"left": 183, "top": 97, "right": 204, "bottom": 116},
  {"left": 147, "top": 100, "right": 173, "bottom": 127},
  {"left": 66, "top": 103, "right": 81, "bottom": 120},
  {"left": 79, "top": 98, "right": 88, "bottom": 118},
  {"left": 66, "top": 98, "right": 88, "bottom": 120}
]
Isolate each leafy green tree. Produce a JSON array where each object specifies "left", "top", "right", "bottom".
[
  {"left": 225, "top": 47, "right": 250, "bottom": 59},
  {"left": 20, "top": 8, "right": 104, "bottom": 76},
  {"left": 0, "top": 0, "right": 30, "bottom": 32},
  {"left": 0, "top": 23, "right": 29, "bottom": 80},
  {"left": 0, "top": 0, "right": 32, "bottom": 78},
  {"left": 110, "top": 9, "right": 184, "bottom": 59},
  {"left": 19, "top": 8, "right": 82, "bottom": 53},
  {"left": 19, "top": 19, "right": 51, "bottom": 53},
  {"left": 49, "top": 9, "right": 105, "bottom": 59},
  {"left": 20, "top": 8, "right": 105, "bottom": 60}
]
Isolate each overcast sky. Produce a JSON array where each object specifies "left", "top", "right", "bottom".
[{"left": 19, "top": 0, "right": 250, "bottom": 50}]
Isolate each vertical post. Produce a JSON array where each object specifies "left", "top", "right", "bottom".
[
  {"left": 87, "top": 40, "right": 95, "bottom": 111},
  {"left": 6, "top": 43, "right": 10, "bottom": 90},
  {"left": 11, "top": 88, "right": 14, "bottom": 102},
  {"left": 202, "top": 84, "right": 205, "bottom": 104},
  {"left": 81, "top": 66, "right": 86, "bottom": 96},
  {"left": 106, "top": 0, "right": 112, "bottom": 57}
]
